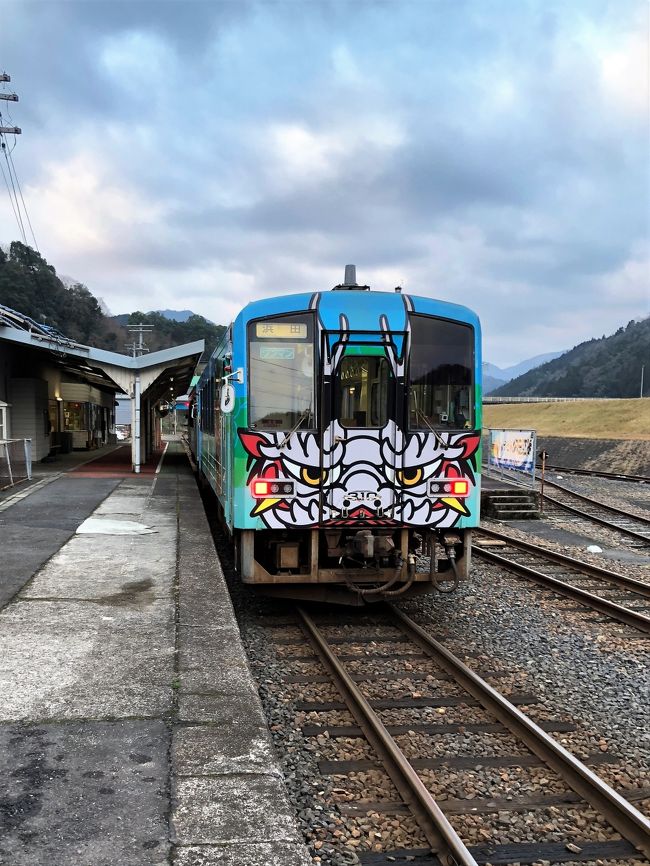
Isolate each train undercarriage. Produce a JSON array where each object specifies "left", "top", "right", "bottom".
[{"left": 235, "top": 525, "right": 471, "bottom": 605}]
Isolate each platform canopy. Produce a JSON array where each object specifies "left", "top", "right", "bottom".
[
  {"left": 1, "top": 305, "right": 205, "bottom": 471},
  {"left": 0, "top": 306, "right": 204, "bottom": 400}
]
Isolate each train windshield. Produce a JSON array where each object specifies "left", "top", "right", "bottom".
[
  {"left": 248, "top": 313, "right": 315, "bottom": 430},
  {"left": 335, "top": 352, "right": 394, "bottom": 428},
  {"left": 408, "top": 314, "right": 474, "bottom": 430}
]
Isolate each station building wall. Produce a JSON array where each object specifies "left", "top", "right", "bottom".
[
  {"left": 7, "top": 378, "right": 50, "bottom": 462},
  {"left": 0, "top": 342, "right": 120, "bottom": 461}
]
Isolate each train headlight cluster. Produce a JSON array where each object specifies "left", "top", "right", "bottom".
[
  {"left": 251, "top": 478, "right": 295, "bottom": 498},
  {"left": 429, "top": 478, "right": 470, "bottom": 497}
]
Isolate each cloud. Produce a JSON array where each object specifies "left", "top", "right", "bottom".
[
  {"left": 594, "top": 15, "right": 650, "bottom": 119},
  {"left": 599, "top": 242, "right": 650, "bottom": 308},
  {"left": 0, "top": 0, "right": 647, "bottom": 367},
  {"left": 23, "top": 153, "right": 166, "bottom": 260}
]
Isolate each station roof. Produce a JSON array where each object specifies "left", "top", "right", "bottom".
[{"left": 0, "top": 305, "right": 204, "bottom": 401}]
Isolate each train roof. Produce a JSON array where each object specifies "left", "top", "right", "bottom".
[{"left": 234, "top": 289, "right": 480, "bottom": 332}]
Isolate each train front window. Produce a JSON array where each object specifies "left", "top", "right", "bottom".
[
  {"left": 248, "top": 314, "right": 315, "bottom": 430},
  {"left": 408, "top": 314, "right": 474, "bottom": 430},
  {"left": 336, "top": 353, "right": 394, "bottom": 428}
]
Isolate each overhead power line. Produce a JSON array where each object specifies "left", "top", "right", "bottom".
[{"left": 0, "top": 71, "right": 38, "bottom": 251}]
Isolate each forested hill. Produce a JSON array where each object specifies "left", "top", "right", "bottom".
[
  {"left": 0, "top": 242, "right": 225, "bottom": 359},
  {"left": 492, "top": 317, "right": 650, "bottom": 398},
  {"left": 113, "top": 310, "right": 225, "bottom": 357},
  {"left": 0, "top": 242, "right": 108, "bottom": 345}
]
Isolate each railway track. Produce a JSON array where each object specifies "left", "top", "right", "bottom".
[
  {"left": 473, "top": 527, "right": 650, "bottom": 634},
  {"left": 539, "top": 479, "right": 650, "bottom": 548},
  {"left": 537, "top": 466, "right": 649, "bottom": 484},
  {"left": 273, "top": 606, "right": 650, "bottom": 865}
]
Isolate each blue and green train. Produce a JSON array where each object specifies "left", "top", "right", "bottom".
[{"left": 191, "top": 267, "right": 482, "bottom": 604}]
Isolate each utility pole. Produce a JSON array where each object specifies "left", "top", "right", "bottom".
[
  {"left": 125, "top": 323, "right": 153, "bottom": 474},
  {"left": 0, "top": 73, "right": 21, "bottom": 134},
  {"left": 125, "top": 323, "right": 153, "bottom": 357},
  {"left": 641, "top": 365, "right": 645, "bottom": 398}
]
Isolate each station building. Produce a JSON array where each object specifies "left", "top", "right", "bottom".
[{"left": 0, "top": 304, "right": 203, "bottom": 473}]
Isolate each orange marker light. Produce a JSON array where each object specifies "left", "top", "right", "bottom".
[
  {"left": 252, "top": 480, "right": 271, "bottom": 497},
  {"left": 251, "top": 478, "right": 295, "bottom": 498},
  {"left": 451, "top": 479, "right": 469, "bottom": 496}
]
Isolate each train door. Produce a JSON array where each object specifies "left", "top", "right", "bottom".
[
  {"left": 214, "top": 345, "right": 234, "bottom": 526},
  {"left": 320, "top": 331, "right": 406, "bottom": 525},
  {"left": 220, "top": 393, "right": 233, "bottom": 526}
]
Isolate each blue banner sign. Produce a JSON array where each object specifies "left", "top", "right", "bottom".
[{"left": 488, "top": 429, "right": 536, "bottom": 473}]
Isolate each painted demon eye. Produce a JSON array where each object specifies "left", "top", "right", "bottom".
[
  {"left": 301, "top": 466, "right": 326, "bottom": 486},
  {"left": 398, "top": 467, "right": 423, "bottom": 486}
]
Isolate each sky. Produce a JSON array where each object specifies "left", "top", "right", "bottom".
[{"left": 0, "top": 0, "right": 648, "bottom": 367}]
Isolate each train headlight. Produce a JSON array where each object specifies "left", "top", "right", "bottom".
[
  {"left": 429, "top": 478, "right": 470, "bottom": 498},
  {"left": 251, "top": 478, "right": 295, "bottom": 498}
]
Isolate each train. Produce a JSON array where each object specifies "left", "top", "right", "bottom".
[{"left": 190, "top": 266, "right": 482, "bottom": 604}]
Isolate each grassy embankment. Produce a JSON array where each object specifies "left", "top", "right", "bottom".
[{"left": 482, "top": 398, "right": 650, "bottom": 441}]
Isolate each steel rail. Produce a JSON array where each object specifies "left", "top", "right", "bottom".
[
  {"left": 543, "top": 478, "right": 650, "bottom": 525},
  {"left": 389, "top": 605, "right": 650, "bottom": 858},
  {"left": 475, "top": 526, "right": 650, "bottom": 599},
  {"left": 537, "top": 465, "right": 649, "bottom": 484},
  {"left": 473, "top": 544, "right": 650, "bottom": 634},
  {"left": 296, "top": 606, "right": 479, "bottom": 866},
  {"left": 542, "top": 491, "right": 650, "bottom": 546}
]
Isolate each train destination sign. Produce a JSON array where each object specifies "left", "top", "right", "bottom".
[
  {"left": 259, "top": 346, "right": 296, "bottom": 360},
  {"left": 256, "top": 322, "right": 307, "bottom": 339}
]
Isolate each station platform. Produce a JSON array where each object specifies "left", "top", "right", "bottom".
[
  {"left": 481, "top": 467, "right": 534, "bottom": 492},
  {"left": 0, "top": 439, "right": 311, "bottom": 866}
]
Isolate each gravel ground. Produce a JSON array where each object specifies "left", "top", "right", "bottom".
[
  {"left": 401, "top": 559, "right": 650, "bottom": 788},
  {"left": 545, "top": 475, "right": 650, "bottom": 518},
  {"left": 480, "top": 515, "right": 650, "bottom": 585},
  {"left": 228, "top": 568, "right": 649, "bottom": 864},
  {"left": 214, "top": 469, "right": 650, "bottom": 866},
  {"left": 510, "top": 471, "right": 650, "bottom": 568}
]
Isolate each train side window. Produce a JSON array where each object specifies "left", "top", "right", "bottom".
[
  {"left": 248, "top": 313, "right": 315, "bottom": 430},
  {"left": 408, "top": 315, "right": 474, "bottom": 430}
]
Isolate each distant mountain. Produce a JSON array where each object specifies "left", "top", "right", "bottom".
[
  {"left": 483, "top": 351, "right": 567, "bottom": 395},
  {"left": 491, "top": 318, "right": 650, "bottom": 398},
  {"left": 483, "top": 362, "right": 507, "bottom": 380},
  {"left": 484, "top": 373, "right": 508, "bottom": 394},
  {"left": 113, "top": 309, "right": 214, "bottom": 327},
  {"left": 484, "top": 351, "right": 566, "bottom": 383},
  {"left": 156, "top": 309, "right": 202, "bottom": 323},
  {"left": 501, "top": 351, "right": 567, "bottom": 380}
]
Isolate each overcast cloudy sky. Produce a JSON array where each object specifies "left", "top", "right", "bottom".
[{"left": 0, "top": 0, "right": 648, "bottom": 366}]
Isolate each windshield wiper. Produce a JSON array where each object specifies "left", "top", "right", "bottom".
[
  {"left": 411, "top": 394, "right": 447, "bottom": 449},
  {"left": 279, "top": 405, "right": 312, "bottom": 449}
]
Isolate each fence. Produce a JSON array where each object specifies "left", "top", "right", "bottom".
[
  {"left": 483, "top": 396, "right": 633, "bottom": 404},
  {"left": 0, "top": 439, "right": 32, "bottom": 489}
]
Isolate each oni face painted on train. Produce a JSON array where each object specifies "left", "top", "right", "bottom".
[
  {"left": 239, "top": 423, "right": 480, "bottom": 530},
  {"left": 238, "top": 290, "right": 479, "bottom": 531}
]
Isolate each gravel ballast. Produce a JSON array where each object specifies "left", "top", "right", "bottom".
[{"left": 212, "top": 472, "right": 650, "bottom": 865}]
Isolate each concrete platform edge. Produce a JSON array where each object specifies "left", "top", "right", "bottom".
[{"left": 173, "top": 471, "right": 311, "bottom": 865}]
